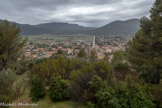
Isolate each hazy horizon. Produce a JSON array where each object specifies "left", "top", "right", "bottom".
[{"left": 0, "top": 0, "right": 154, "bottom": 27}]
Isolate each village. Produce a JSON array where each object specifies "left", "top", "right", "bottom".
[{"left": 24, "top": 35, "right": 131, "bottom": 59}]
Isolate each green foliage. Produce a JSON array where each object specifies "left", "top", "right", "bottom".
[
  {"left": 84, "top": 75, "right": 107, "bottom": 105},
  {"left": 89, "top": 49, "right": 97, "bottom": 62},
  {"left": 149, "top": 84, "right": 162, "bottom": 107},
  {"left": 57, "top": 49, "right": 64, "bottom": 55},
  {"left": 70, "top": 73, "right": 155, "bottom": 108},
  {"left": 29, "top": 75, "right": 46, "bottom": 102},
  {"left": 111, "top": 50, "right": 130, "bottom": 80},
  {"left": 0, "top": 20, "right": 26, "bottom": 71},
  {"left": 31, "top": 57, "right": 65, "bottom": 84},
  {"left": 126, "top": 0, "right": 162, "bottom": 84},
  {"left": 13, "top": 78, "right": 27, "bottom": 98},
  {"left": 86, "top": 102, "right": 95, "bottom": 108},
  {"left": 78, "top": 48, "right": 87, "bottom": 58},
  {"left": 69, "top": 62, "right": 113, "bottom": 103},
  {"left": 0, "top": 20, "right": 26, "bottom": 104},
  {"left": 70, "top": 61, "right": 112, "bottom": 82},
  {"left": 68, "top": 81, "right": 83, "bottom": 102},
  {"left": 15, "top": 56, "right": 31, "bottom": 75},
  {"left": 115, "top": 78, "right": 155, "bottom": 108},
  {"left": 150, "top": 0, "right": 162, "bottom": 83},
  {"left": 111, "top": 50, "right": 125, "bottom": 63},
  {"left": 0, "top": 69, "right": 16, "bottom": 103},
  {"left": 126, "top": 17, "right": 153, "bottom": 73},
  {"left": 49, "top": 76, "right": 69, "bottom": 101},
  {"left": 92, "top": 61, "right": 112, "bottom": 81},
  {"left": 86, "top": 76, "right": 155, "bottom": 108},
  {"left": 95, "top": 87, "right": 119, "bottom": 108},
  {"left": 70, "top": 58, "right": 88, "bottom": 70},
  {"left": 31, "top": 57, "right": 88, "bottom": 85},
  {"left": 103, "top": 55, "right": 109, "bottom": 64},
  {"left": 113, "top": 61, "right": 130, "bottom": 74},
  {"left": 111, "top": 51, "right": 129, "bottom": 72}
]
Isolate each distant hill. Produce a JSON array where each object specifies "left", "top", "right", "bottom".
[
  {"left": 0, "top": 19, "right": 140, "bottom": 36},
  {"left": 33, "top": 22, "right": 95, "bottom": 35},
  {"left": 0, "top": 19, "right": 95, "bottom": 35},
  {"left": 88, "top": 19, "right": 140, "bottom": 36}
]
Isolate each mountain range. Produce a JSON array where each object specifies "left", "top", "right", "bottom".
[{"left": 0, "top": 19, "right": 140, "bottom": 36}]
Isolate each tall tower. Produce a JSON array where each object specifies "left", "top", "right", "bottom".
[{"left": 92, "top": 36, "right": 95, "bottom": 49}]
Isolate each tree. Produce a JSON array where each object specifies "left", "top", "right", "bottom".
[
  {"left": 126, "top": 0, "right": 162, "bottom": 84},
  {"left": 49, "top": 76, "right": 69, "bottom": 101},
  {"left": 89, "top": 49, "right": 97, "bottom": 62},
  {"left": 0, "top": 20, "right": 26, "bottom": 71},
  {"left": 78, "top": 48, "right": 86, "bottom": 58},
  {"left": 103, "top": 54, "right": 109, "bottom": 64},
  {"left": 0, "top": 20, "right": 26, "bottom": 104},
  {"left": 111, "top": 50, "right": 130, "bottom": 80},
  {"left": 150, "top": 0, "right": 162, "bottom": 82},
  {"left": 29, "top": 76, "right": 46, "bottom": 102},
  {"left": 57, "top": 49, "right": 64, "bottom": 55}
]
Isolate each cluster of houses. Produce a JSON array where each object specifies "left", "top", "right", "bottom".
[{"left": 24, "top": 36, "right": 130, "bottom": 59}]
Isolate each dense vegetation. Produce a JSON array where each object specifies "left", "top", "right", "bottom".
[
  {"left": 0, "top": 20, "right": 27, "bottom": 105},
  {"left": 29, "top": 75, "right": 46, "bottom": 102},
  {"left": 126, "top": 0, "right": 162, "bottom": 84},
  {"left": 0, "top": 0, "right": 162, "bottom": 108}
]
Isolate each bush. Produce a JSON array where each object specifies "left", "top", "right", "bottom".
[
  {"left": 113, "top": 61, "right": 130, "bottom": 73},
  {"left": 86, "top": 102, "right": 95, "bottom": 108},
  {"left": 95, "top": 77, "right": 155, "bottom": 108},
  {"left": 49, "top": 76, "right": 69, "bottom": 101},
  {"left": 113, "top": 61, "right": 130, "bottom": 80},
  {"left": 13, "top": 79, "right": 27, "bottom": 98},
  {"left": 148, "top": 84, "right": 162, "bottom": 107},
  {"left": 30, "top": 57, "right": 83, "bottom": 85},
  {"left": 0, "top": 69, "right": 16, "bottom": 103},
  {"left": 75, "top": 75, "right": 155, "bottom": 108},
  {"left": 91, "top": 61, "right": 112, "bottom": 81},
  {"left": 115, "top": 78, "right": 155, "bottom": 108},
  {"left": 68, "top": 81, "right": 83, "bottom": 102},
  {"left": 69, "top": 62, "right": 113, "bottom": 103},
  {"left": 29, "top": 76, "right": 46, "bottom": 102},
  {"left": 95, "top": 88, "right": 120, "bottom": 108},
  {"left": 84, "top": 75, "right": 107, "bottom": 104}
]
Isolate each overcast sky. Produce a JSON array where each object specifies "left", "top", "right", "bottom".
[{"left": 0, "top": 0, "right": 154, "bottom": 27}]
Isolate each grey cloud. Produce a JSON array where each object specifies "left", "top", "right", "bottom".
[{"left": 0, "top": 0, "right": 154, "bottom": 27}]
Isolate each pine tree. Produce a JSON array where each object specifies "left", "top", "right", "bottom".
[
  {"left": 150, "top": 0, "right": 162, "bottom": 83},
  {"left": 126, "top": 0, "right": 162, "bottom": 84},
  {"left": 78, "top": 48, "right": 86, "bottom": 58},
  {"left": 29, "top": 76, "right": 46, "bottom": 102},
  {"left": 0, "top": 20, "right": 26, "bottom": 71}
]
